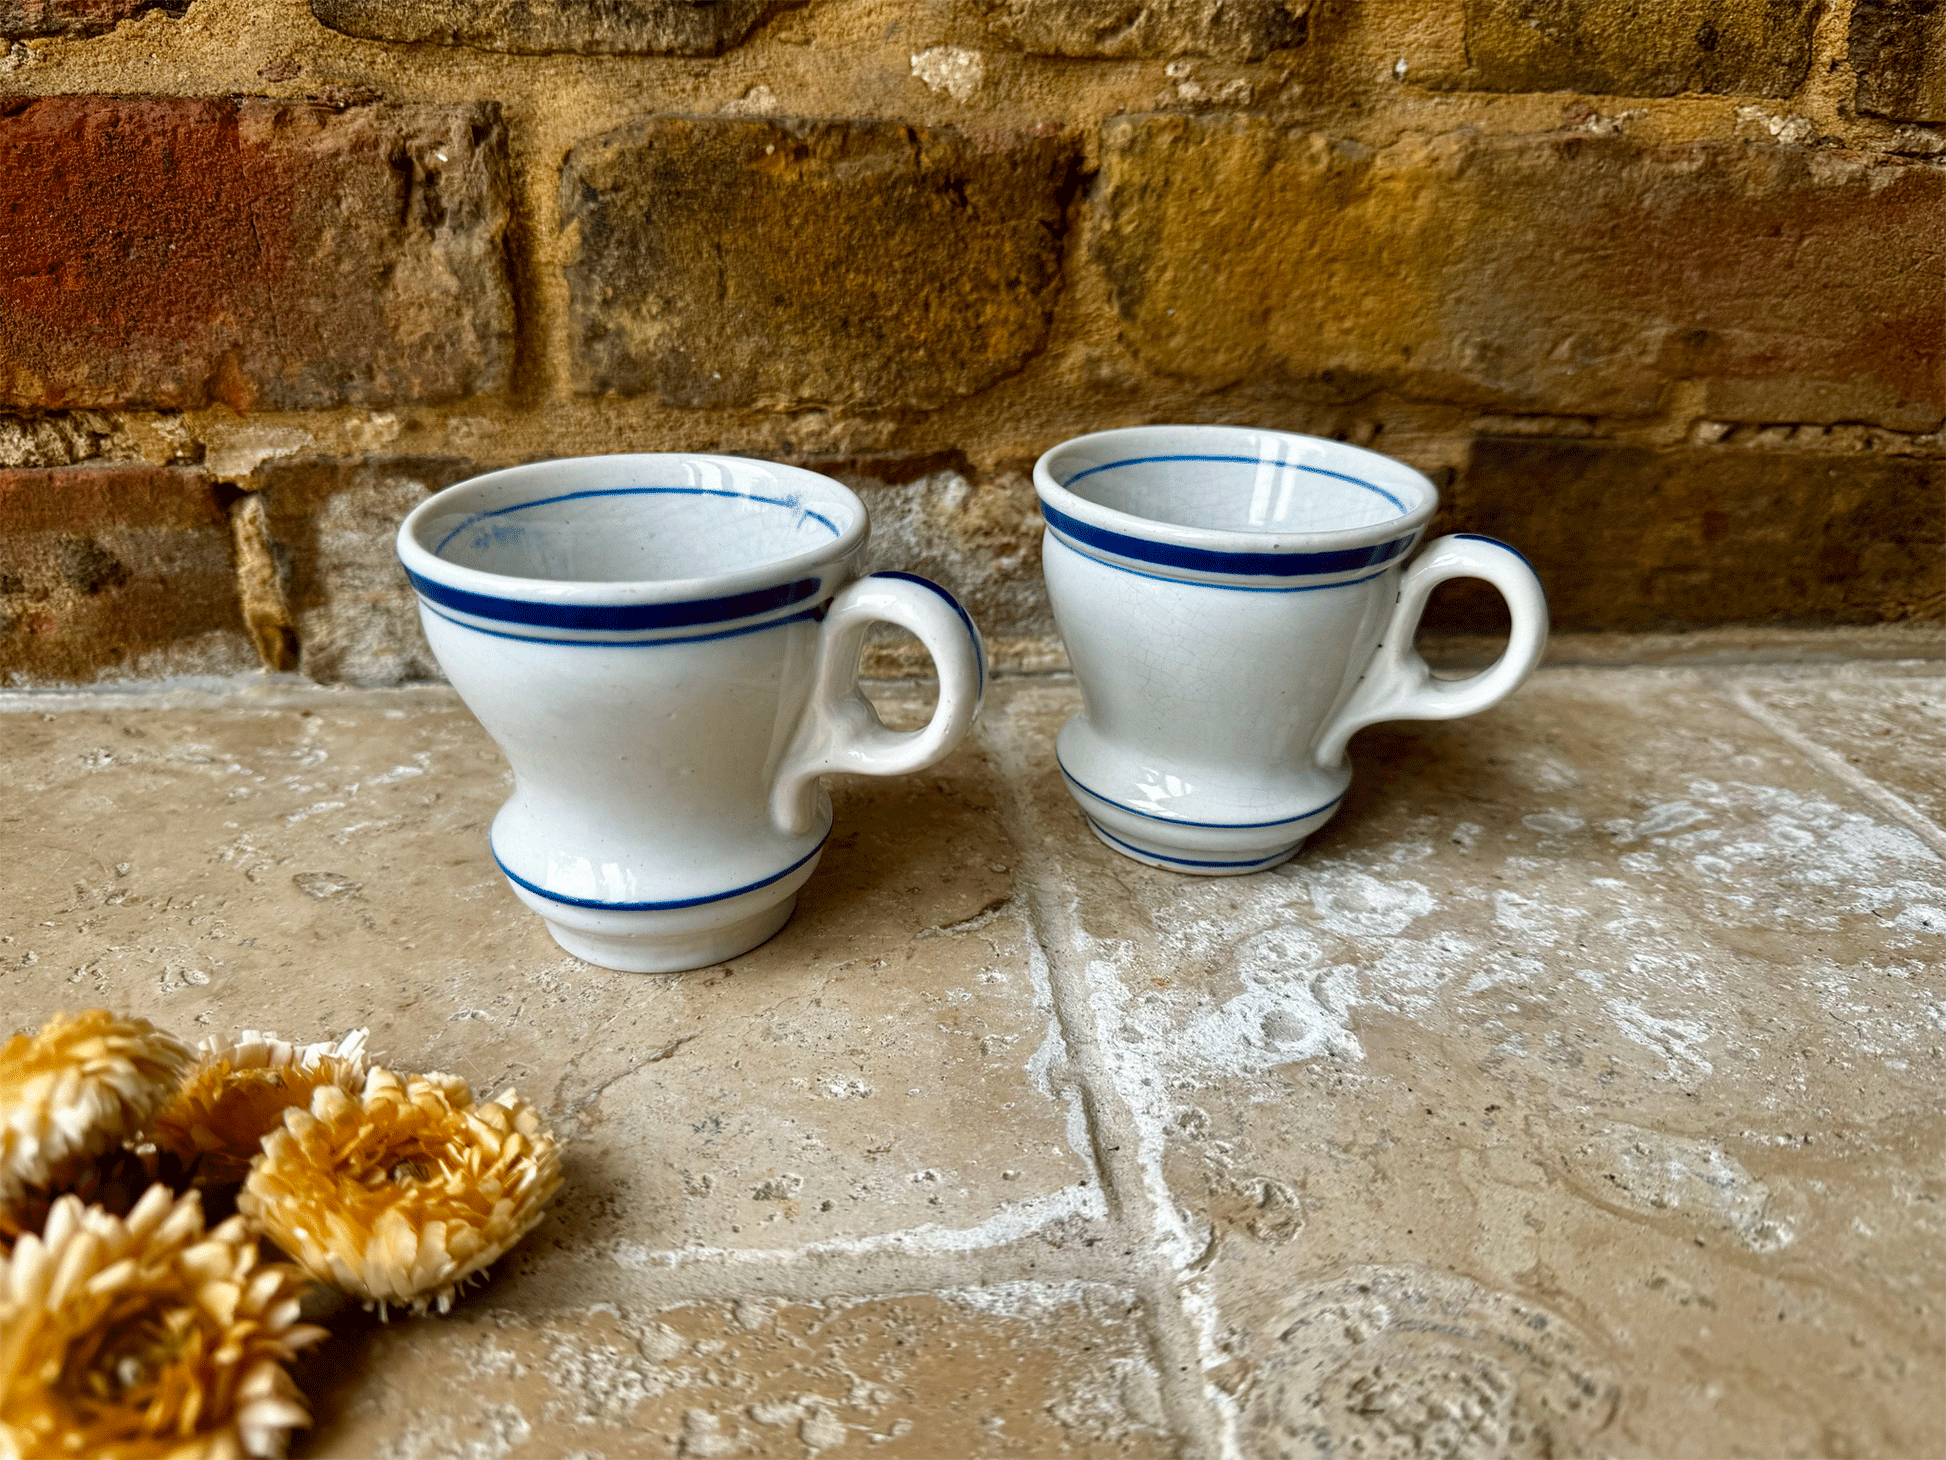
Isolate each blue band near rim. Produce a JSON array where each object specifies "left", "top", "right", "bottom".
[
  {"left": 1060, "top": 454, "right": 1410, "bottom": 515},
  {"left": 404, "top": 570, "right": 823, "bottom": 633},
  {"left": 1039, "top": 503, "right": 1415, "bottom": 579},
  {"left": 432, "top": 485, "right": 843, "bottom": 558}
]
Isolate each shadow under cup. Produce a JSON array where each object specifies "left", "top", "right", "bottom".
[
  {"left": 1034, "top": 427, "right": 1447, "bottom": 875},
  {"left": 397, "top": 455, "right": 873, "bottom": 972}
]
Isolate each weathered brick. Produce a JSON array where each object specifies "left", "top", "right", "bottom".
[
  {"left": 0, "top": 466, "right": 254, "bottom": 681},
  {"left": 0, "top": 412, "right": 118, "bottom": 468},
  {"left": 1095, "top": 116, "right": 1946, "bottom": 430},
  {"left": 967, "top": 0, "right": 1307, "bottom": 59},
  {"left": 309, "top": 0, "right": 788, "bottom": 55},
  {"left": 1429, "top": 438, "right": 1946, "bottom": 632},
  {"left": 810, "top": 452, "right": 1052, "bottom": 666},
  {"left": 254, "top": 456, "right": 475, "bottom": 685},
  {"left": 561, "top": 117, "right": 1078, "bottom": 410},
  {"left": 0, "top": 0, "right": 178, "bottom": 36},
  {"left": 1850, "top": 0, "right": 1946, "bottom": 123},
  {"left": 0, "top": 97, "right": 513, "bottom": 412},
  {"left": 1438, "top": 0, "right": 1815, "bottom": 96}
]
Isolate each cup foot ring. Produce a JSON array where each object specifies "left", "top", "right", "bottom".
[
  {"left": 538, "top": 894, "right": 798, "bottom": 973},
  {"left": 1084, "top": 818, "right": 1304, "bottom": 876},
  {"left": 502, "top": 850, "right": 823, "bottom": 973}
]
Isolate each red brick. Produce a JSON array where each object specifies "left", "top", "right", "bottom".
[
  {"left": 1094, "top": 117, "right": 1946, "bottom": 431},
  {"left": 0, "top": 0, "right": 173, "bottom": 37},
  {"left": 0, "top": 466, "right": 253, "bottom": 681},
  {"left": 0, "top": 97, "right": 513, "bottom": 411}
]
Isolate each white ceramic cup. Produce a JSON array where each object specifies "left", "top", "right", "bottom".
[
  {"left": 397, "top": 454, "right": 987, "bottom": 972},
  {"left": 1035, "top": 425, "right": 1548, "bottom": 875}
]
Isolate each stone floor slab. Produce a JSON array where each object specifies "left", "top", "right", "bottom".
[
  {"left": 299, "top": 1284, "right": 1174, "bottom": 1459},
  {"left": 982, "top": 667, "right": 1946, "bottom": 1460},
  {"left": 1735, "top": 666, "right": 1946, "bottom": 845},
  {"left": 0, "top": 682, "right": 1097, "bottom": 1273},
  {"left": 3, "top": 664, "right": 1942, "bottom": 1457}
]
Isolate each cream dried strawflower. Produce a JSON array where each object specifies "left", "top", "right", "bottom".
[
  {"left": 0, "top": 1011, "right": 190, "bottom": 1214},
  {"left": 151, "top": 1030, "right": 370, "bottom": 1188},
  {"left": 240, "top": 1067, "right": 562, "bottom": 1316},
  {"left": 0, "top": 1184, "right": 324, "bottom": 1459}
]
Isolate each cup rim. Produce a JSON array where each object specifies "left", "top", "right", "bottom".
[
  {"left": 1033, "top": 425, "right": 1439, "bottom": 558},
  {"left": 396, "top": 453, "right": 869, "bottom": 607}
]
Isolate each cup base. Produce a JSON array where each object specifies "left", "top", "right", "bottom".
[
  {"left": 503, "top": 848, "right": 823, "bottom": 973},
  {"left": 1083, "top": 816, "right": 1305, "bottom": 877},
  {"left": 538, "top": 894, "right": 798, "bottom": 973}
]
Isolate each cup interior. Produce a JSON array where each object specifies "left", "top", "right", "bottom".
[
  {"left": 1053, "top": 432, "right": 1431, "bottom": 536},
  {"left": 417, "top": 458, "right": 861, "bottom": 584}
]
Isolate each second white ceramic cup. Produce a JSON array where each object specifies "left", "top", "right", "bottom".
[
  {"left": 1035, "top": 425, "right": 1548, "bottom": 874},
  {"left": 398, "top": 454, "right": 986, "bottom": 972}
]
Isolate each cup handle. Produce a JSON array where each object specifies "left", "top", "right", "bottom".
[
  {"left": 770, "top": 571, "right": 988, "bottom": 836},
  {"left": 1314, "top": 534, "right": 1549, "bottom": 770}
]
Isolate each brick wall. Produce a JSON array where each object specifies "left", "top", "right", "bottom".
[{"left": 0, "top": 0, "right": 1940, "bottom": 685}]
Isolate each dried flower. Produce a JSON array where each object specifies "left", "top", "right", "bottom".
[
  {"left": 0, "top": 1145, "right": 162, "bottom": 1252},
  {"left": 0, "top": 1184, "right": 324, "bottom": 1459},
  {"left": 151, "top": 1030, "right": 370, "bottom": 1188},
  {"left": 239, "top": 1068, "right": 562, "bottom": 1316},
  {"left": 0, "top": 1011, "right": 190, "bottom": 1217}
]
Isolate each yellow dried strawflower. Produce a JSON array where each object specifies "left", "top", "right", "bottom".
[
  {"left": 0, "top": 1011, "right": 190, "bottom": 1216},
  {"left": 150, "top": 1030, "right": 370, "bottom": 1188},
  {"left": 239, "top": 1067, "right": 562, "bottom": 1316},
  {"left": 0, "top": 1184, "right": 324, "bottom": 1459}
]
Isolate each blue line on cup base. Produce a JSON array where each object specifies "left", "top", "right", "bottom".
[
  {"left": 491, "top": 833, "right": 829, "bottom": 911},
  {"left": 1086, "top": 818, "right": 1298, "bottom": 870}
]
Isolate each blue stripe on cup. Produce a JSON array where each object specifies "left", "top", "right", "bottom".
[
  {"left": 1040, "top": 503, "right": 1415, "bottom": 579},
  {"left": 1061, "top": 453, "right": 1410, "bottom": 515},
  {"left": 1085, "top": 818, "right": 1299, "bottom": 869},
  {"left": 494, "top": 833, "right": 830, "bottom": 911},
  {"left": 404, "top": 570, "right": 823, "bottom": 633},
  {"left": 433, "top": 485, "right": 842, "bottom": 559}
]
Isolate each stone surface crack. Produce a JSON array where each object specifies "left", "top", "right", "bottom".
[
  {"left": 916, "top": 894, "right": 1012, "bottom": 938},
  {"left": 563, "top": 1032, "right": 699, "bottom": 1135},
  {"left": 979, "top": 715, "right": 1238, "bottom": 1460},
  {"left": 1725, "top": 678, "right": 1946, "bottom": 858}
]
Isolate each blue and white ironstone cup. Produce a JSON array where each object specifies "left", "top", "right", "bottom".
[
  {"left": 1034, "top": 425, "right": 1548, "bottom": 874},
  {"left": 397, "top": 454, "right": 986, "bottom": 973}
]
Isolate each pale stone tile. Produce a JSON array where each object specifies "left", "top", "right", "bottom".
[
  {"left": 1736, "top": 666, "right": 1946, "bottom": 838},
  {"left": 0, "top": 683, "right": 1097, "bottom": 1271},
  {"left": 982, "top": 669, "right": 1946, "bottom": 1460},
  {"left": 9, "top": 667, "right": 1943, "bottom": 1457},
  {"left": 301, "top": 1285, "right": 1175, "bottom": 1459}
]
